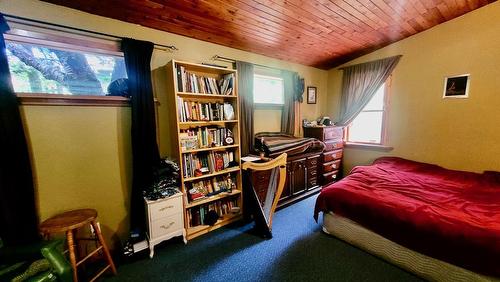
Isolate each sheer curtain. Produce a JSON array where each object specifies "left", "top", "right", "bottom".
[
  {"left": 0, "top": 14, "right": 39, "bottom": 245},
  {"left": 235, "top": 61, "right": 254, "bottom": 156},
  {"left": 337, "top": 55, "right": 402, "bottom": 126},
  {"left": 122, "top": 38, "right": 160, "bottom": 232}
]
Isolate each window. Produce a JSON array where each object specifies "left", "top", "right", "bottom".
[
  {"left": 346, "top": 83, "right": 388, "bottom": 144},
  {"left": 253, "top": 74, "right": 284, "bottom": 105},
  {"left": 6, "top": 41, "right": 126, "bottom": 96}
]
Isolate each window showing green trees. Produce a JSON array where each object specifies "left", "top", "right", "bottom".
[{"left": 6, "top": 41, "right": 127, "bottom": 95}]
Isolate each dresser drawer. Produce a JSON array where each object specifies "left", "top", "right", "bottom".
[
  {"left": 306, "top": 155, "right": 320, "bottom": 168},
  {"left": 150, "top": 213, "right": 183, "bottom": 239},
  {"left": 323, "top": 127, "right": 343, "bottom": 141},
  {"left": 149, "top": 197, "right": 183, "bottom": 221},
  {"left": 307, "top": 176, "right": 318, "bottom": 188},
  {"left": 322, "top": 160, "right": 342, "bottom": 173},
  {"left": 323, "top": 149, "right": 343, "bottom": 162},
  {"left": 307, "top": 167, "right": 318, "bottom": 178},
  {"left": 323, "top": 170, "right": 339, "bottom": 183},
  {"left": 324, "top": 140, "right": 343, "bottom": 151}
]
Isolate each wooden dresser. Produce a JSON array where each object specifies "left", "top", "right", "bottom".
[
  {"left": 249, "top": 151, "right": 321, "bottom": 208},
  {"left": 303, "top": 126, "right": 344, "bottom": 186}
]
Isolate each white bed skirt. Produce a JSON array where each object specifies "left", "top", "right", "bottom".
[{"left": 322, "top": 212, "right": 499, "bottom": 282}]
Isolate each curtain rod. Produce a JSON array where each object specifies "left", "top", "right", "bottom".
[
  {"left": 3, "top": 13, "right": 179, "bottom": 52},
  {"left": 212, "top": 55, "right": 284, "bottom": 71}
]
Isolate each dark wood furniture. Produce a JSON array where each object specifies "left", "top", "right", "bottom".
[
  {"left": 303, "top": 126, "right": 344, "bottom": 186},
  {"left": 251, "top": 151, "right": 322, "bottom": 208}
]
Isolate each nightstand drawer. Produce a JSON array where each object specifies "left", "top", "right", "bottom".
[
  {"left": 151, "top": 213, "right": 183, "bottom": 239},
  {"left": 322, "top": 160, "right": 341, "bottom": 173},
  {"left": 149, "top": 197, "right": 183, "bottom": 221},
  {"left": 323, "top": 149, "right": 343, "bottom": 162},
  {"left": 324, "top": 140, "right": 343, "bottom": 151},
  {"left": 323, "top": 127, "right": 343, "bottom": 140}
]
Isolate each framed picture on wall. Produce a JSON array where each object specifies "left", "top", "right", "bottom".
[
  {"left": 443, "top": 74, "right": 470, "bottom": 98},
  {"left": 307, "top": 86, "right": 317, "bottom": 104}
]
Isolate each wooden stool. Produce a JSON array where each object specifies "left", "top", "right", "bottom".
[{"left": 39, "top": 209, "right": 117, "bottom": 282}]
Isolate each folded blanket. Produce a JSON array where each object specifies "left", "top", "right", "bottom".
[{"left": 254, "top": 132, "right": 325, "bottom": 157}]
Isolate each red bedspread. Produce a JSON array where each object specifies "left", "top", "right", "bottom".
[{"left": 314, "top": 157, "right": 500, "bottom": 276}]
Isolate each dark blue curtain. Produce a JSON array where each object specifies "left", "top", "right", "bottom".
[
  {"left": 0, "top": 14, "right": 39, "bottom": 245},
  {"left": 121, "top": 39, "right": 160, "bottom": 232}
]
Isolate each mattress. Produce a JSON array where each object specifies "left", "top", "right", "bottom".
[
  {"left": 315, "top": 157, "right": 500, "bottom": 277},
  {"left": 322, "top": 212, "right": 499, "bottom": 282},
  {"left": 254, "top": 132, "right": 324, "bottom": 157}
]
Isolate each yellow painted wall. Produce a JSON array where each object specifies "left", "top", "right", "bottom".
[
  {"left": 0, "top": 0, "right": 328, "bottom": 246},
  {"left": 326, "top": 2, "right": 500, "bottom": 174}
]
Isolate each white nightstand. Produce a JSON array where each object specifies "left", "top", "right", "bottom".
[{"left": 144, "top": 192, "right": 186, "bottom": 258}]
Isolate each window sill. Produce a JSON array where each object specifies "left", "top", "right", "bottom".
[
  {"left": 254, "top": 103, "right": 283, "bottom": 110},
  {"left": 17, "top": 93, "right": 131, "bottom": 107},
  {"left": 344, "top": 142, "right": 393, "bottom": 152}
]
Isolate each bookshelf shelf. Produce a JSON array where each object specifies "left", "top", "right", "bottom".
[
  {"left": 186, "top": 213, "right": 243, "bottom": 240},
  {"left": 183, "top": 167, "right": 240, "bottom": 182},
  {"left": 177, "top": 92, "right": 237, "bottom": 99},
  {"left": 165, "top": 59, "right": 243, "bottom": 242},
  {"left": 186, "top": 189, "right": 242, "bottom": 208},
  {"left": 179, "top": 120, "right": 238, "bottom": 127},
  {"left": 181, "top": 144, "right": 239, "bottom": 154}
]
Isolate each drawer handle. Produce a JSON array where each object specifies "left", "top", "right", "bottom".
[
  {"left": 160, "top": 222, "right": 175, "bottom": 229},
  {"left": 159, "top": 205, "right": 174, "bottom": 211},
  {"left": 333, "top": 175, "right": 337, "bottom": 179},
  {"left": 332, "top": 164, "right": 337, "bottom": 169}
]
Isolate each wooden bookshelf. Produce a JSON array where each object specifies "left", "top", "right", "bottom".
[
  {"left": 164, "top": 59, "right": 242, "bottom": 241},
  {"left": 186, "top": 213, "right": 243, "bottom": 240},
  {"left": 181, "top": 144, "right": 239, "bottom": 154},
  {"left": 185, "top": 190, "right": 242, "bottom": 208},
  {"left": 183, "top": 167, "right": 241, "bottom": 182},
  {"left": 177, "top": 92, "right": 238, "bottom": 99}
]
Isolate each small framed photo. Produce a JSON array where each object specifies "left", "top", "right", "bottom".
[
  {"left": 307, "top": 86, "right": 317, "bottom": 104},
  {"left": 443, "top": 74, "right": 470, "bottom": 98}
]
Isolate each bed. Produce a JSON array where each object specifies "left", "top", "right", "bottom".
[
  {"left": 254, "top": 132, "right": 325, "bottom": 158},
  {"left": 314, "top": 157, "right": 500, "bottom": 281}
]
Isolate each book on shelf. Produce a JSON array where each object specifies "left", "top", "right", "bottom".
[
  {"left": 179, "top": 127, "right": 234, "bottom": 151},
  {"left": 186, "top": 173, "right": 237, "bottom": 202},
  {"left": 187, "top": 197, "right": 239, "bottom": 228},
  {"left": 182, "top": 151, "right": 236, "bottom": 178},
  {"left": 177, "top": 98, "right": 235, "bottom": 123},
  {"left": 176, "top": 64, "right": 235, "bottom": 95}
]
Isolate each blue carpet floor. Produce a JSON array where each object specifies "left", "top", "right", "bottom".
[{"left": 107, "top": 195, "right": 422, "bottom": 281}]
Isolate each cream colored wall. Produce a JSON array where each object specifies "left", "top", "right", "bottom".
[
  {"left": 326, "top": 2, "right": 500, "bottom": 174},
  {"left": 1, "top": 0, "right": 328, "bottom": 246}
]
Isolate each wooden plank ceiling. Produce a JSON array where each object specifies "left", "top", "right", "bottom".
[{"left": 41, "top": 0, "right": 495, "bottom": 69}]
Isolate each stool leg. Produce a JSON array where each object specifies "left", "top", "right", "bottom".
[
  {"left": 91, "top": 220, "right": 117, "bottom": 275},
  {"left": 66, "top": 230, "right": 78, "bottom": 282}
]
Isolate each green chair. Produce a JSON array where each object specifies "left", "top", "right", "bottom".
[{"left": 0, "top": 239, "right": 72, "bottom": 282}]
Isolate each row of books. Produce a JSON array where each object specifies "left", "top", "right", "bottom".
[
  {"left": 176, "top": 65, "right": 235, "bottom": 95},
  {"left": 187, "top": 174, "right": 237, "bottom": 202},
  {"left": 187, "top": 198, "right": 239, "bottom": 227},
  {"left": 177, "top": 98, "right": 234, "bottom": 122},
  {"left": 182, "top": 151, "right": 235, "bottom": 178},
  {"left": 180, "top": 127, "right": 233, "bottom": 151}
]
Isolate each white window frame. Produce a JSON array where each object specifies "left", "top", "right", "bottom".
[
  {"left": 345, "top": 77, "right": 391, "bottom": 146},
  {"left": 253, "top": 71, "right": 284, "bottom": 107}
]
